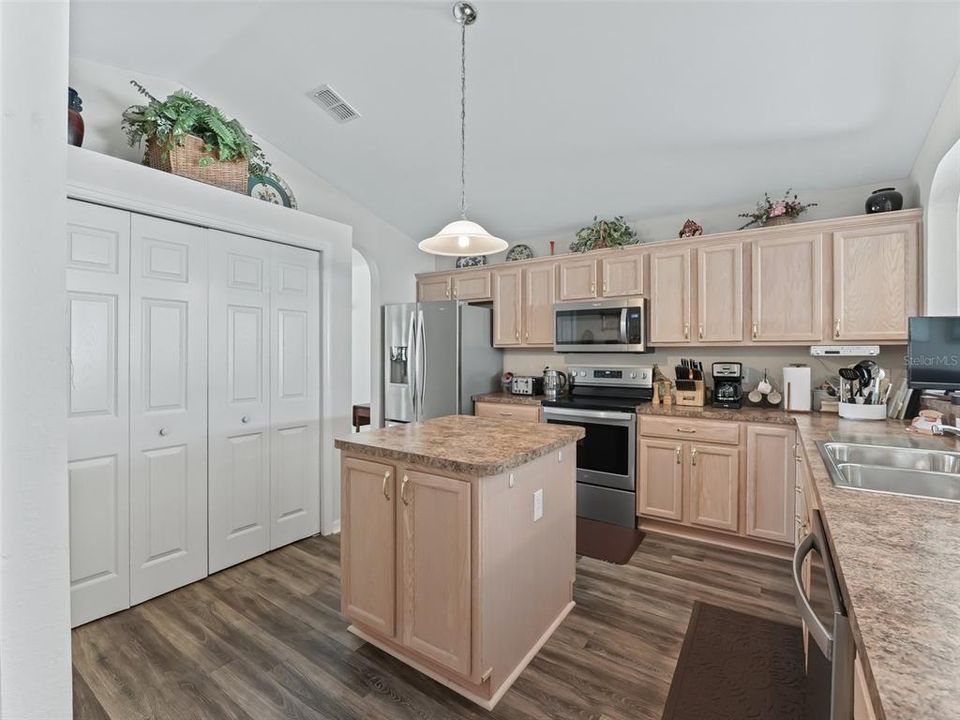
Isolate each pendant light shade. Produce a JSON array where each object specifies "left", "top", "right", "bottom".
[
  {"left": 421, "top": 2, "right": 505, "bottom": 257},
  {"left": 418, "top": 219, "right": 507, "bottom": 256}
]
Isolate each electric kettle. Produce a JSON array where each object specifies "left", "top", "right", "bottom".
[{"left": 542, "top": 367, "right": 568, "bottom": 400}]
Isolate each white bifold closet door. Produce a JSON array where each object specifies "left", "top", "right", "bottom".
[
  {"left": 129, "top": 214, "right": 209, "bottom": 605},
  {"left": 66, "top": 200, "right": 131, "bottom": 627},
  {"left": 208, "top": 232, "right": 320, "bottom": 572}
]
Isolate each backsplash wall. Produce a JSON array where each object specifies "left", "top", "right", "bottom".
[{"left": 502, "top": 346, "right": 908, "bottom": 395}]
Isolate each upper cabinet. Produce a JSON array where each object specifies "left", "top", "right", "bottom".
[
  {"left": 832, "top": 221, "right": 920, "bottom": 341},
  {"left": 649, "top": 247, "right": 693, "bottom": 344},
  {"left": 697, "top": 242, "right": 743, "bottom": 342},
  {"left": 452, "top": 270, "right": 492, "bottom": 301},
  {"left": 558, "top": 256, "right": 598, "bottom": 300},
  {"left": 601, "top": 253, "right": 644, "bottom": 297},
  {"left": 492, "top": 267, "right": 523, "bottom": 346},
  {"left": 418, "top": 275, "right": 451, "bottom": 302},
  {"left": 752, "top": 233, "right": 824, "bottom": 342},
  {"left": 523, "top": 262, "right": 558, "bottom": 345}
]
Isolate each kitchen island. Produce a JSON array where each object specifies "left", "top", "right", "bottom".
[{"left": 335, "top": 415, "right": 584, "bottom": 709}]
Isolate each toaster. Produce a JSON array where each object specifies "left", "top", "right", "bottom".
[{"left": 511, "top": 376, "right": 544, "bottom": 396}]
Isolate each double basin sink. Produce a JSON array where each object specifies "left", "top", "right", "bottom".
[{"left": 819, "top": 437, "right": 960, "bottom": 503}]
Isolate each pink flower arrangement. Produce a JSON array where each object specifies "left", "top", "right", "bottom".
[{"left": 738, "top": 189, "right": 817, "bottom": 230}]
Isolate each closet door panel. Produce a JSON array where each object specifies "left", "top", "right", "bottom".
[
  {"left": 208, "top": 231, "right": 271, "bottom": 572},
  {"left": 129, "top": 214, "right": 208, "bottom": 604},
  {"left": 66, "top": 200, "right": 131, "bottom": 627},
  {"left": 270, "top": 243, "right": 321, "bottom": 548}
]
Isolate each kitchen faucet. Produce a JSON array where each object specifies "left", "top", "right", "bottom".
[{"left": 931, "top": 422, "right": 960, "bottom": 436}]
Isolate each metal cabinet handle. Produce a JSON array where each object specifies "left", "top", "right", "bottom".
[
  {"left": 452, "top": 286, "right": 458, "bottom": 298},
  {"left": 382, "top": 471, "right": 391, "bottom": 500},
  {"left": 590, "top": 282, "right": 596, "bottom": 295},
  {"left": 698, "top": 324, "right": 704, "bottom": 340},
  {"left": 515, "top": 329, "right": 520, "bottom": 341},
  {"left": 400, "top": 474, "right": 410, "bottom": 506},
  {"left": 834, "top": 319, "right": 841, "bottom": 339},
  {"left": 691, "top": 447, "right": 698, "bottom": 466},
  {"left": 752, "top": 321, "right": 758, "bottom": 340},
  {"left": 158, "top": 428, "right": 168, "bottom": 437},
  {"left": 241, "top": 415, "right": 250, "bottom": 424},
  {"left": 602, "top": 280, "right": 608, "bottom": 294},
  {"left": 675, "top": 446, "right": 682, "bottom": 464},
  {"left": 683, "top": 323, "right": 689, "bottom": 340},
  {"left": 676, "top": 427, "right": 696, "bottom": 434}
]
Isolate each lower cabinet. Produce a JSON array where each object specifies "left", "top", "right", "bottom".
[
  {"left": 745, "top": 425, "right": 797, "bottom": 544},
  {"left": 637, "top": 438, "right": 684, "bottom": 521}
]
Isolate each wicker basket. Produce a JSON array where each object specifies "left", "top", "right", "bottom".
[
  {"left": 145, "top": 134, "right": 248, "bottom": 194},
  {"left": 762, "top": 215, "right": 796, "bottom": 228}
]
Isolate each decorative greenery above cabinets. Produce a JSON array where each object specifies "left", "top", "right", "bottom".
[{"left": 570, "top": 216, "right": 639, "bottom": 253}]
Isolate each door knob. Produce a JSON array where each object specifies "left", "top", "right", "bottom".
[
  {"left": 158, "top": 428, "right": 168, "bottom": 437},
  {"left": 241, "top": 415, "right": 250, "bottom": 424}
]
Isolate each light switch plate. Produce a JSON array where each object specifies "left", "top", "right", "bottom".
[{"left": 533, "top": 488, "right": 543, "bottom": 521}]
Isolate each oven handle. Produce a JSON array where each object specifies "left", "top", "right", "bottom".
[{"left": 542, "top": 407, "right": 636, "bottom": 423}]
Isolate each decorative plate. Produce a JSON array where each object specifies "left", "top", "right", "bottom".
[
  {"left": 248, "top": 172, "right": 298, "bottom": 209},
  {"left": 456, "top": 255, "right": 487, "bottom": 268},
  {"left": 505, "top": 243, "right": 534, "bottom": 262}
]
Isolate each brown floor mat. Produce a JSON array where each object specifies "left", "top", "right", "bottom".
[
  {"left": 662, "top": 602, "right": 805, "bottom": 720},
  {"left": 575, "top": 516, "right": 644, "bottom": 564}
]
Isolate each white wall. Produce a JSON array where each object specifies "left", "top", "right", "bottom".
[
  {"left": 910, "top": 62, "right": 960, "bottom": 315},
  {"left": 434, "top": 178, "right": 915, "bottom": 270},
  {"left": 68, "top": 57, "right": 435, "bottom": 425},
  {"left": 351, "top": 249, "right": 372, "bottom": 406},
  {"left": 0, "top": 2, "right": 73, "bottom": 718}
]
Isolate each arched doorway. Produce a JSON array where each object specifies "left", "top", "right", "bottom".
[
  {"left": 926, "top": 138, "right": 960, "bottom": 315},
  {"left": 351, "top": 248, "right": 372, "bottom": 431}
]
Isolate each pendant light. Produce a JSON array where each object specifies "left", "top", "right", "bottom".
[{"left": 419, "top": 2, "right": 507, "bottom": 257}]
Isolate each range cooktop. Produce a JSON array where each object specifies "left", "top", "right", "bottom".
[{"left": 542, "top": 365, "right": 654, "bottom": 413}]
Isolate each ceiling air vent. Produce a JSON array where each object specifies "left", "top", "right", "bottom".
[{"left": 308, "top": 84, "right": 361, "bottom": 123}]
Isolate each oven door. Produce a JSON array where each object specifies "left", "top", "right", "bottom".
[
  {"left": 542, "top": 407, "right": 636, "bottom": 491},
  {"left": 554, "top": 298, "right": 645, "bottom": 353}
]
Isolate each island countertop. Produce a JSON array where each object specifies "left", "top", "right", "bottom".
[{"left": 335, "top": 414, "right": 584, "bottom": 476}]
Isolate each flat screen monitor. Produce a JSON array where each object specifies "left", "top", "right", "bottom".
[{"left": 907, "top": 316, "right": 960, "bottom": 390}]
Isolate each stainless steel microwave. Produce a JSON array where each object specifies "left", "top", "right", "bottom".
[{"left": 554, "top": 298, "right": 646, "bottom": 353}]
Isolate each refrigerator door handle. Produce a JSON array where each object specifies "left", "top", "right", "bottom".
[
  {"left": 417, "top": 309, "right": 427, "bottom": 417},
  {"left": 407, "top": 311, "right": 417, "bottom": 418}
]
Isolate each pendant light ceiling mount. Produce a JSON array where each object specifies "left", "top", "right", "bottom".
[{"left": 419, "top": 2, "right": 507, "bottom": 257}]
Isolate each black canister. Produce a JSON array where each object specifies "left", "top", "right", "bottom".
[{"left": 865, "top": 187, "right": 903, "bottom": 214}]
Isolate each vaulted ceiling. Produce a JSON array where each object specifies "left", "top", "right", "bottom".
[{"left": 71, "top": 1, "right": 960, "bottom": 241}]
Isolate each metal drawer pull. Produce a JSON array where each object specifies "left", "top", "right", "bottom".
[
  {"left": 241, "top": 415, "right": 250, "bottom": 424},
  {"left": 159, "top": 427, "right": 168, "bottom": 437},
  {"left": 382, "top": 471, "right": 391, "bottom": 500},
  {"left": 400, "top": 475, "right": 410, "bottom": 505},
  {"left": 676, "top": 427, "right": 697, "bottom": 434}
]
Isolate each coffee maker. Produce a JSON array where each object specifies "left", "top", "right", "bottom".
[{"left": 712, "top": 362, "right": 743, "bottom": 409}]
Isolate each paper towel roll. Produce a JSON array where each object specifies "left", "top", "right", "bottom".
[{"left": 783, "top": 365, "right": 812, "bottom": 412}]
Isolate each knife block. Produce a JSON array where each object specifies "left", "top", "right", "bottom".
[{"left": 675, "top": 380, "right": 705, "bottom": 407}]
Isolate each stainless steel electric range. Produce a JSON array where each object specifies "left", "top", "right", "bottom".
[{"left": 542, "top": 365, "right": 653, "bottom": 527}]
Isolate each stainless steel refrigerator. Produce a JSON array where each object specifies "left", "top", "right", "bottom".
[{"left": 383, "top": 301, "right": 502, "bottom": 424}]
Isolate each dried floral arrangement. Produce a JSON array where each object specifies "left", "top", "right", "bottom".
[
  {"left": 570, "top": 216, "right": 639, "bottom": 253},
  {"left": 738, "top": 189, "right": 817, "bottom": 230}
]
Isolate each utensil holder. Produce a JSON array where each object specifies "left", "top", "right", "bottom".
[{"left": 838, "top": 402, "right": 887, "bottom": 420}]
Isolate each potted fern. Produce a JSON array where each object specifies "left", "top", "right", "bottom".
[{"left": 122, "top": 81, "right": 269, "bottom": 193}]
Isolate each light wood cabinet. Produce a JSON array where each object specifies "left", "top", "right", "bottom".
[
  {"left": 452, "top": 270, "right": 492, "bottom": 301},
  {"left": 558, "top": 256, "right": 598, "bottom": 300},
  {"left": 638, "top": 438, "right": 684, "bottom": 521},
  {"left": 833, "top": 221, "right": 920, "bottom": 341},
  {"left": 688, "top": 443, "right": 740, "bottom": 532},
  {"left": 523, "top": 262, "right": 557, "bottom": 345},
  {"left": 697, "top": 242, "right": 743, "bottom": 342},
  {"left": 418, "top": 275, "right": 451, "bottom": 302},
  {"left": 341, "top": 456, "right": 397, "bottom": 637},
  {"left": 474, "top": 401, "right": 542, "bottom": 423},
  {"left": 649, "top": 247, "right": 692, "bottom": 344},
  {"left": 600, "top": 253, "right": 644, "bottom": 297},
  {"left": 492, "top": 268, "right": 522, "bottom": 346},
  {"left": 752, "top": 233, "right": 823, "bottom": 342},
  {"left": 745, "top": 425, "right": 797, "bottom": 544},
  {"left": 399, "top": 470, "right": 472, "bottom": 676}
]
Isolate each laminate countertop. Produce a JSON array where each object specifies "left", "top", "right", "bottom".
[
  {"left": 335, "top": 414, "right": 583, "bottom": 477},
  {"left": 633, "top": 403, "right": 960, "bottom": 719}
]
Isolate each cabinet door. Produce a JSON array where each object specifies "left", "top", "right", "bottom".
[
  {"left": 493, "top": 267, "right": 522, "bottom": 346},
  {"left": 418, "top": 276, "right": 451, "bottom": 302},
  {"left": 66, "top": 200, "right": 131, "bottom": 626},
  {"left": 752, "top": 234, "right": 823, "bottom": 342},
  {"left": 697, "top": 242, "right": 743, "bottom": 342},
  {"left": 558, "top": 257, "right": 598, "bottom": 300},
  {"left": 601, "top": 253, "right": 643, "bottom": 297},
  {"left": 638, "top": 438, "right": 684, "bottom": 521},
  {"left": 208, "top": 231, "right": 271, "bottom": 573},
  {"left": 649, "top": 248, "right": 692, "bottom": 344},
  {"left": 745, "top": 426, "right": 797, "bottom": 544},
  {"left": 269, "top": 243, "right": 321, "bottom": 548},
  {"left": 451, "top": 271, "right": 491, "bottom": 301},
  {"left": 341, "top": 457, "right": 396, "bottom": 637},
  {"left": 523, "top": 262, "right": 557, "bottom": 345},
  {"left": 129, "top": 214, "right": 208, "bottom": 605},
  {"left": 399, "top": 470, "right": 472, "bottom": 676},
  {"left": 688, "top": 443, "right": 740, "bottom": 533},
  {"left": 833, "top": 222, "right": 919, "bottom": 341}
]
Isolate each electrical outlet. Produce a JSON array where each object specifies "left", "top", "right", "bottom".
[{"left": 533, "top": 488, "right": 543, "bottom": 521}]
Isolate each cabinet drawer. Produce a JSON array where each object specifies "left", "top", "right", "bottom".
[
  {"left": 474, "top": 401, "right": 542, "bottom": 423},
  {"left": 640, "top": 416, "right": 740, "bottom": 445}
]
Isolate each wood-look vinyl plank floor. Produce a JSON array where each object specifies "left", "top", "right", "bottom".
[{"left": 73, "top": 532, "right": 799, "bottom": 720}]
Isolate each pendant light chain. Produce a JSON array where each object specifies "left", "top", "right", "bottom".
[{"left": 459, "top": 19, "right": 467, "bottom": 219}]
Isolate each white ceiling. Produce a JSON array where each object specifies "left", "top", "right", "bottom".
[{"left": 70, "top": 1, "right": 960, "bottom": 241}]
